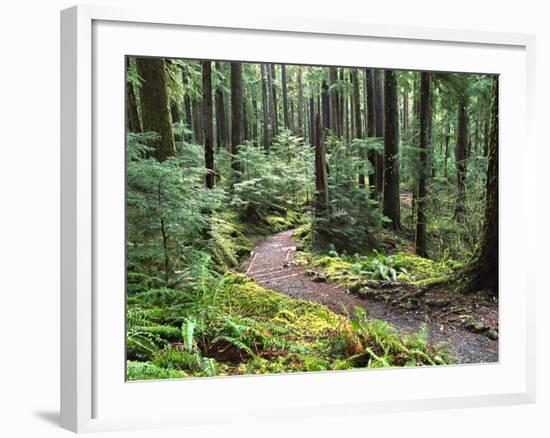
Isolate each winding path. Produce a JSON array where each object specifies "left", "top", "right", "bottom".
[{"left": 241, "top": 230, "right": 498, "bottom": 364}]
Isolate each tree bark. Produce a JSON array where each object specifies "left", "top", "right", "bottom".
[
  {"left": 192, "top": 100, "right": 203, "bottom": 144},
  {"left": 252, "top": 98, "right": 259, "bottom": 143},
  {"left": 309, "top": 96, "right": 315, "bottom": 145},
  {"left": 382, "top": 70, "right": 401, "bottom": 230},
  {"left": 230, "top": 62, "right": 244, "bottom": 176},
  {"left": 214, "top": 62, "right": 227, "bottom": 151},
  {"left": 313, "top": 113, "right": 329, "bottom": 249},
  {"left": 202, "top": 61, "right": 215, "bottom": 189},
  {"left": 321, "top": 80, "right": 330, "bottom": 130},
  {"left": 260, "top": 64, "right": 270, "bottom": 150},
  {"left": 365, "top": 69, "right": 377, "bottom": 193},
  {"left": 338, "top": 69, "right": 345, "bottom": 137},
  {"left": 135, "top": 58, "right": 175, "bottom": 161},
  {"left": 328, "top": 67, "right": 338, "bottom": 136},
  {"left": 454, "top": 97, "right": 468, "bottom": 219},
  {"left": 444, "top": 120, "right": 450, "bottom": 179},
  {"left": 352, "top": 69, "right": 366, "bottom": 188},
  {"left": 461, "top": 77, "right": 499, "bottom": 294},
  {"left": 181, "top": 67, "right": 193, "bottom": 142},
  {"left": 373, "top": 69, "right": 385, "bottom": 194},
  {"left": 281, "top": 64, "right": 290, "bottom": 130},
  {"left": 403, "top": 89, "right": 409, "bottom": 138},
  {"left": 126, "top": 58, "right": 141, "bottom": 133},
  {"left": 297, "top": 67, "right": 304, "bottom": 137},
  {"left": 269, "top": 64, "right": 279, "bottom": 137},
  {"left": 415, "top": 72, "right": 431, "bottom": 257}
]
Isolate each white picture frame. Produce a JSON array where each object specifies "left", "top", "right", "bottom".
[{"left": 60, "top": 4, "right": 536, "bottom": 433}]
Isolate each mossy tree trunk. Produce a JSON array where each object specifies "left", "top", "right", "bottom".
[
  {"left": 230, "top": 62, "right": 244, "bottom": 178},
  {"left": 181, "top": 67, "right": 193, "bottom": 142},
  {"left": 281, "top": 64, "right": 290, "bottom": 130},
  {"left": 365, "top": 69, "right": 377, "bottom": 193},
  {"left": 313, "top": 113, "right": 329, "bottom": 249},
  {"left": 382, "top": 70, "right": 401, "bottom": 230},
  {"left": 321, "top": 80, "right": 330, "bottom": 130},
  {"left": 309, "top": 96, "right": 315, "bottom": 144},
  {"left": 352, "top": 69, "right": 365, "bottom": 188},
  {"left": 328, "top": 67, "right": 339, "bottom": 137},
  {"left": 373, "top": 69, "right": 385, "bottom": 194},
  {"left": 270, "top": 64, "right": 279, "bottom": 138},
  {"left": 202, "top": 61, "right": 215, "bottom": 189},
  {"left": 415, "top": 72, "right": 431, "bottom": 257},
  {"left": 461, "top": 77, "right": 499, "bottom": 294},
  {"left": 444, "top": 120, "right": 450, "bottom": 179},
  {"left": 126, "top": 58, "right": 141, "bottom": 133},
  {"left": 260, "top": 64, "right": 270, "bottom": 150},
  {"left": 297, "top": 67, "right": 304, "bottom": 137},
  {"left": 454, "top": 97, "right": 469, "bottom": 219},
  {"left": 135, "top": 57, "right": 175, "bottom": 161},
  {"left": 214, "top": 62, "right": 227, "bottom": 151}
]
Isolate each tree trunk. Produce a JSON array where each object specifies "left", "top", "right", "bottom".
[
  {"left": 260, "top": 64, "right": 270, "bottom": 150},
  {"left": 297, "top": 67, "right": 304, "bottom": 137},
  {"left": 373, "top": 69, "right": 385, "bottom": 194},
  {"left": 181, "top": 68, "right": 193, "bottom": 142},
  {"left": 382, "top": 70, "right": 401, "bottom": 230},
  {"left": 202, "top": 61, "right": 215, "bottom": 189},
  {"left": 321, "top": 80, "right": 330, "bottom": 130},
  {"left": 415, "top": 72, "right": 431, "bottom": 257},
  {"left": 252, "top": 98, "right": 259, "bottom": 143},
  {"left": 338, "top": 69, "right": 345, "bottom": 137},
  {"left": 328, "top": 67, "right": 338, "bottom": 136},
  {"left": 365, "top": 69, "right": 377, "bottom": 193},
  {"left": 444, "top": 120, "right": 450, "bottom": 179},
  {"left": 281, "top": 64, "right": 290, "bottom": 130},
  {"left": 352, "top": 69, "right": 366, "bottom": 188},
  {"left": 230, "top": 62, "right": 244, "bottom": 177},
  {"left": 126, "top": 58, "right": 141, "bottom": 133},
  {"left": 192, "top": 100, "right": 203, "bottom": 144},
  {"left": 243, "top": 100, "right": 249, "bottom": 141},
  {"left": 403, "top": 89, "right": 409, "bottom": 138},
  {"left": 214, "top": 62, "right": 227, "bottom": 151},
  {"left": 313, "top": 113, "right": 329, "bottom": 249},
  {"left": 270, "top": 64, "right": 279, "bottom": 137},
  {"left": 454, "top": 97, "right": 468, "bottom": 219},
  {"left": 461, "top": 77, "right": 499, "bottom": 294},
  {"left": 309, "top": 96, "right": 315, "bottom": 145},
  {"left": 135, "top": 58, "right": 175, "bottom": 161},
  {"left": 170, "top": 102, "right": 181, "bottom": 142}
]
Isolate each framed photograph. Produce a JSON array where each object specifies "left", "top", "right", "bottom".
[{"left": 61, "top": 5, "right": 536, "bottom": 433}]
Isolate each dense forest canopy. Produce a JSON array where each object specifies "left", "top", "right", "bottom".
[{"left": 126, "top": 57, "right": 498, "bottom": 380}]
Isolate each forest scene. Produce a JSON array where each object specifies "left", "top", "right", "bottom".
[{"left": 126, "top": 56, "right": 498, "bottom": 381}]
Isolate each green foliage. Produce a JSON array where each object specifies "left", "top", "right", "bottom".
[
  {"left": 127, "top": 271, "right": 450, "bottom": 380},
  {"left": 312, "top": 136, "right": 385, "bottom": 253},
  {"left": 230, "top": 131, "right": 313, "bottom": 229},
  {"left": 127, "top": 361, "right": 189, "bottom": 380},
  {"left": 126, "top": 59, "right": 492, "bottom": 380},
  {"left": 308, "top": 251, "right": 460, "bottom": 285},
  {"left": 127, "top": 133, "right": 225, "bottom": 283}
]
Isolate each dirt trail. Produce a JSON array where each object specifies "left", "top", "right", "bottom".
[{"left": 241, "top": 230, "right": 498, "bottom": 364}]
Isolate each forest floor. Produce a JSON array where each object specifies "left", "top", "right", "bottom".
[{"left": 241, "top": 229, "right": 498, "bottom": 364}]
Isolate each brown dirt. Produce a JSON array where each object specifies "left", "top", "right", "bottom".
[{"left": 241, "top": 229, "right": 498, "bottom": 364}]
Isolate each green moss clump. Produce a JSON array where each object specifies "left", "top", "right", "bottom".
[
  {"left": 312, "top": 256, "right": 353, "bottom": 273},
  {"left": 390, "top": 253, "right": 461, "bottom": 281},
  {"left": 293, "top": 223, "right": 312, "bottom": 247}
]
